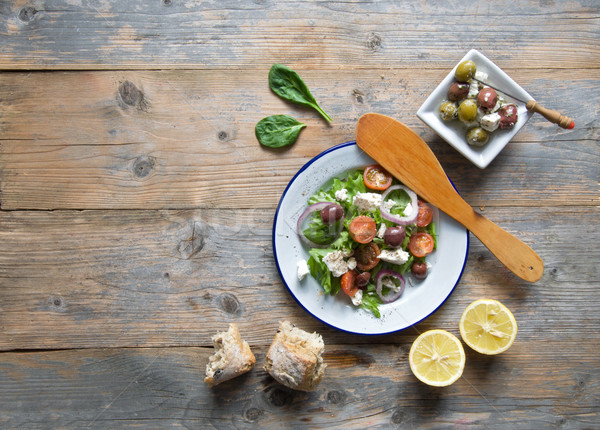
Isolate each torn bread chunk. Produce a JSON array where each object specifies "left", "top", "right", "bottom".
[
  {"left": 264, "top": 321, "right": 326, "bottom": 392},
  {"left": 204, "top": 323, "right": 256, "bottom": 387}
]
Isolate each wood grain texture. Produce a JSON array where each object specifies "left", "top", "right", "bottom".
[
  {"left": 0, "top": 69, "right": 597, "bottom": 210},
  {"left": 0, "top": 0, "right": 599, "bottom": 427},
  {"left": 0, "top": 343, "right": 597, "bottom": 429},
  {"left": 0, "top": 0, "right": 598, "bottom": 70},
  {"left": 0, "top": 206, "right": 597, "bottom": 350}
]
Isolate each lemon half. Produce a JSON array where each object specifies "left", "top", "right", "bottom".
[
  {"left": 409, "top": 329, "right": 466, "bottom": 387},
  {"left": 459, "top": 299, "right": 517, "bottom": 355}
]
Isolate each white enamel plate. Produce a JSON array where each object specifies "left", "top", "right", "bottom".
[{"left": 273, "top": 141, "right": 469, "bottom": 335}]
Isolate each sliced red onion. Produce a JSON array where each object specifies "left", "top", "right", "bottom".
[
  {"left": 375, "top": 269, "right": 405, "bottom": 303},
  {"left": 297, "top": 202, "right": 345, "bottom": 248},
  {"left": 380, "top": 185, "right": 418, "bottom": 226}
]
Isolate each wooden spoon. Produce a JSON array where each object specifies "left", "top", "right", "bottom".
[{"left": 356, "top": 113, "right": 543, "bottom": 282}]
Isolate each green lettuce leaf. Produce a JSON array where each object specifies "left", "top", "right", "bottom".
[
  {"left": 307, "top": 248, "right": 340, "bottom": 295},
  {"left": 384, "top": 187, "right": 412, "bottom": 216},
  {"left": 307, "top": 170, "right": 366, "bottom": 209},
  {"left": 360, "top": 293, "right": 382, "bottom": 318},
  {"left": 302, "top": 216, "right": 343, "bottom": 245}
]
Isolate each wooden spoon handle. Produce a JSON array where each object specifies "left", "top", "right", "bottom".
[
  {"left": 356, "top": 113, "right": 544, "bottom": 282},
  {"left": 526, "top": 100, "right": 574, "bottom": 129},
  {"left": 451, "top": 199, "right": 544, "bottom": 282}
]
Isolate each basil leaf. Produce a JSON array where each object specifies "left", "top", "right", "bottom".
[
  {"left": 268, "top": 63, "right": 332, "bottom": 123},
  {"left": 255, "top": 114, "right": 306, "bottom": 148}
]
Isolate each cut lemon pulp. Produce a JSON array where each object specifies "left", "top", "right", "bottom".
[
  {"left": 459, "top": 299, "right": 517, "bottom": 355},
  {"left": 409, "top": 329, "right": 465, "bottom": 387}
]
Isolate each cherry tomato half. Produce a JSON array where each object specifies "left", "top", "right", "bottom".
[
  {"left": 355, "top": 242, "right": 380, "bottom": 271},
  {"left": 340, "top": 270, "right": 359, "bottom": 297},
  {"left": 363, "top": 165, "right": 392, "bottom": 191},
  {"left": 416, "top": 200, "right": 433, "bottom": 227},
  {"left": 348, "top": 215, "right": 377, "bottom": 244},
  {"left": 408, "top": 232, "right": 435, "bottom": 258}
]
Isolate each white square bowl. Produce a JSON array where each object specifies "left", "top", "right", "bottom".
[{"left": 417, "top": 49, "right": 534, "bottom": 169}]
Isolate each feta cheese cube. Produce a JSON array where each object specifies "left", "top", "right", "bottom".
[
  {"left": 404, "top": 202, "right": 414, "bottom": 217},
  {"left": 379, "top": 248, "right": 410, "bottom": 265},
  {"left": 474, "top": 71, "right": 488, "bottom": 82},
  {"left": 467, "top": 79, "right": 480, "bottom": 98},
  {"left": 352, "top": 192, "right": 382, "bottom": 213},
  {"left": 323, "top": 250, "right": 353, "bottom": 277},
  {"left": 335, "top": 188, "right": 348, "bottom": 202},
  {"left": 491, "top": 99, "right": 502, "bottom": 113},
  {"left": 297, "top": 259, "right": 310, "bottom": 281},
  {"left": 347, "top": 257, "right": 357, "bottom": 271},
  {"left": 480, "top": 112, "right": 501, "bottom": 132},
  {"left": 382, "top": 277, "right": 401, "bottom": 292},
  {"left": 377, "top": 223, "right": 387, "bottom": 239},
  {"left": 382, "top": 199, "right": 396, "bottom": 213},
  {"left": 351, "top": 289, "right": 363, "bottom": 306}
]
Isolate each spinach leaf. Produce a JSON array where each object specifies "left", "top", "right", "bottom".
[
  {"left": 255, "top": 114, "right": 306, "bottom": 148},
  {"left": 268, "top": 63, "right": 332, "bottom": 123}
]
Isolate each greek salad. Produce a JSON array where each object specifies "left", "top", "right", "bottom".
[{"left": 296, "top": 165, "right": 437, "bottom": 318}]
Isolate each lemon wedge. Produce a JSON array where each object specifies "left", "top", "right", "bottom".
[
  {"left": 409, "top": 329, "right": 465, "bottom": 387},
  {"left": 459, "top": 299, "right": 517, "bottom": 355}
]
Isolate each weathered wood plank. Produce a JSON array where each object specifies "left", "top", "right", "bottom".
[
  {"left": 0, "top": 206, "right": 597, "bottom": 350},
  {"left": 1, "top": 70, "right": 596, "bottom": 210},
  {"left": 0, "top": 0, "right": 597, "bottom": 427},
  {"left": 0, "top": 342, "right": 597, "bottom": 429},
  {"left": 0, "top": 0, "right": 598, "bottom": 70}
]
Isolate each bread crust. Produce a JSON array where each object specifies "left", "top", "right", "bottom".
[
  {"left": 204, "top": 323, "right": 256, "bottom": 387},
  {"left": 264, "top": 321, "right": 326, "bottom": 391}
]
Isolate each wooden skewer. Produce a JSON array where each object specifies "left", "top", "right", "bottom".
[
  {"left": 525, "top": 100, "right": 575, "bottom": 129},
  {"left": 473, "top": 78, "right": 575, "bottom": 129}
]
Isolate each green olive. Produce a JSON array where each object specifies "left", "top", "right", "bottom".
[
  {"left": 454, "top": 60, "right": 476, "bottom": 82},
  {"left": 439, "top": 101, "right": 457, "bottom": 121},
  {"left": 457, "top": 99, "right": 478, "bottom": 123},
  {"left": 466, "top": 127, "right": 490, "bottom": 146}
]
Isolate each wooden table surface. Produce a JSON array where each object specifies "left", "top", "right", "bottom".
[{"left": 1, "top": 1, "right": 598, "bottom": 429}]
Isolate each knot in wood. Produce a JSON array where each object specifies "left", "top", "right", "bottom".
[
  {"left": 367, "top": 32, "right": 383, "bottom": 51},
  {"left": 118, "top": 81, "right": 147, "bottom": 110},
  {"left": 266, "top": 387, "right": 292, "bottom": 407},
  {"left": 243, "top": 407, "right": 262, "bottom": 422},
  {"left": 326, "top": 390, "right": 345, "bottom": 404},
  {"left": 50, "top": 295, "right": 66, "bottom": 312},
  {"left": 132, "top": 155, "right": 156, "bottom": 178},
  {"left": 177, "top": 221, "right": 206, "bottom": 259},
  {"left": 217, "top": 131, "right": 229, "bottom": 141},
  {"left": 352, "top": 89, "right": 366, "bottom": 104},
  {"left": 391, "top": 409, "right": 406, "bottom": 424},
  {"left": 18, "top": 7, "right": 37, "bottom": 22},
  {"left": 162, "top": 0, "right": 172, "bottom": 6},
  {"left": 217, "top": 293, "right": 241, "bottom": 316}
]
